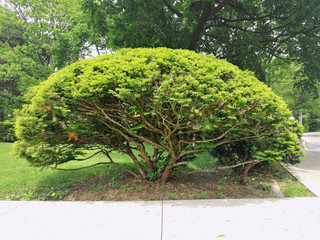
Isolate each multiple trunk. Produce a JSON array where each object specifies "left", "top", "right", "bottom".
[{"left": 74, "top": 98, "right": 269, "bottom": 183}]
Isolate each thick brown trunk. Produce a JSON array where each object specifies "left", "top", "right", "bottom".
[
  {"left": 188, "top": 2, "right": 212, "bottom": 51},
  {"left": 160, "top": 166, "right": 172, "bottom": 182},
  {"left": 240, "top": 162, "right": 254, "bottom": 185},
  {"left": 160, "top": 152, "right": 178, "bottom": 182},
  {"left": 188, "top": 0, "right": 231, "bottom": 51}
]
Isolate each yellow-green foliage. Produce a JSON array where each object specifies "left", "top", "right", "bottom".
[{"left": 14, "top": 48, "right": 303, "bottom": 180}]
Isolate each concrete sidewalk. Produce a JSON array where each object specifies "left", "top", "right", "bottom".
[
  {"left": 1, "top": 198, "right": 320, "bottom": 240},
  {"left": 1, "top": 133, "right": 320, "bottom": 240},
  {"left": 282, "top": 132, "right": 320, "bottom": 196}
]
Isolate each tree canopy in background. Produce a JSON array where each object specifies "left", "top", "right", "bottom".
[
  {"left": 82, "top": 0, "right": 320, "bottom": 87},
  {"left": 267, "top": 59, "right": 320, "bottom": 131},
  {"left": 0, "top": 0, "right": 90, "bottom": 121},
  {"left": 1, "top": 0, "right": 319, "bottom": 130}
]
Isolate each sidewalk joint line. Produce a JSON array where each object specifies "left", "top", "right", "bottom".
[
  {"left": 0, "top": 202, "right": 29, "bottom": 217},
  {"left": 160, "top": 200, "right": 164, "bottom": 240}
]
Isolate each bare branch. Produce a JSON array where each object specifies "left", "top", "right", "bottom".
[
  {"left": 90, "top": 101, "right": 167, "bottom": 151},
  {"left": 102, "top": 150, "right": 140, "bottom": 178},
  {"left": 211, "top": 0, "right": 232, "bottom": 15},
  {"left": 172, "top": 161, "right": 189, "bottom": 167},
  {"left": 177, "top": 159, "right": 262, "bottom": 174},
  {"left": 110, "top": 161, "right": 139, "bottom": 178},
  {"left": 46, "top": 162, "right": 111, "bottom": 171},
  {"left": 163, "top": 0, "right": 182, "bottom": 17},
  {"left": 179, "top": 124, "right": 238, "bottom": 145},
  {"left": 70, "top": 150, "right": 104, "bottom": 161},
  {"left": 177, "top": 149, "right": 202, "bottom": 160}
]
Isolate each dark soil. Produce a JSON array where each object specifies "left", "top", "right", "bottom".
[{"left": 62, "top": 170, "right": 282, "bottom": 201}]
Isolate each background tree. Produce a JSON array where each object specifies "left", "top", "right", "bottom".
[
  {"left": 0, "top": 0, "right": 90, "bottom": 121},
  {"left": 266, "top": 59, "right": 320, "bottom": 131},
  {"left": 14, "top": 48, "right": 303, "bottom": 182},
  {"left": 82, "top": 0, "right": 320, "bottom": 86}
]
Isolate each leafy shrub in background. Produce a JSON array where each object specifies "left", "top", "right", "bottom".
[
  {"left": 0, "top": 122, "right": 16, "bottom": 142},
  {"left": 14, "top": 48, "right": 303, "bottom": 182}
]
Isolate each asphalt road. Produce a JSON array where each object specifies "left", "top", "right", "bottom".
[{"left": 305, "top": 132, "right": 320, "bottom": 152}]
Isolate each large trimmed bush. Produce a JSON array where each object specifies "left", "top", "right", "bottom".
[
  {"left": 14, "top": 48, "right": 303, "bottom": 182},
  {"left": 0, "top": 122, "right": 16, "bottom": 142}
]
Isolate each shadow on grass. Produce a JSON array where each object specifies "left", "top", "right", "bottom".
[
  {"left": 33, "top": 150, "right": 220, "bottom": 200},
  {"left": 1, "top": 142, "right": 221, "bottom": 200},
  {"left": 33, "top": 160, "right": 138, "bottom": 200}
]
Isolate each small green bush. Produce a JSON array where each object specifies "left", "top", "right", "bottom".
[
  {"left": 0, "top": 122, "right": 16, "bottom": 142},
  {"left": 195, "top": 191, "right": 210, "bottom": 199},
  {"left": 256, "top": 182, "right": 273, "bottom": 193},
  {"left": 166, "top": 191, "right": 178, "bottom": 200}
]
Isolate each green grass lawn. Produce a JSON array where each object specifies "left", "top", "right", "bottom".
[
  {"left": 0, "top": 142, "right": 218, "bottom": 200},
  {"left": 0, "top": 142, "right": 138, "bottom": 200},
  {"left": 1, "top": 142, "right": 312, "bottom": 200}
]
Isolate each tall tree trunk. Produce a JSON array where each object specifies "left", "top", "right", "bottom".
[
  {"left": 188, "top": 2, "right": 212, "bottom": 51},
  {"left": 293, "top": 87, "right": 305, "bottom": 113},
  {"left": 188, "top": 0, "right": 232, "bottom": 51},
  {"left": 298, "top": 112, "right": 303, "bottom": 125}
]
